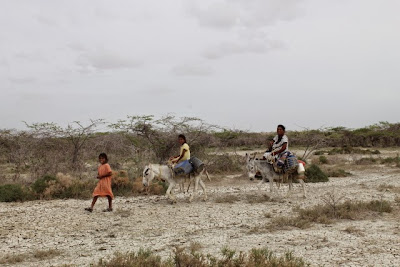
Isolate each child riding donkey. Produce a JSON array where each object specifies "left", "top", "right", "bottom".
[{"left": 248, "top": 124, "right": 306, "bottom": 197}]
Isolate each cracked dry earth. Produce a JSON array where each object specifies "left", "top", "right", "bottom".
[{"left": 1, "top": 167, "right": 400, "bottom": 266}]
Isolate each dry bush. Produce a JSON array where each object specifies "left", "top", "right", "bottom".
[
  {"left": 215, "top": 194, "right": 240, "bottom": 203},
  {"left": 33, "top": 249, "right": 61, "bottom": 260},
  {"left": 0, "top": 253, "right": 26, "bottom": 264},
  {"left": 268, "top": 216, "right": 313, "bottom": 231},
  {"left": 380, "top": 155, "right": 400, "bottom": 167},
  {"left": 131, "top": 177, "right": 167, "bottom": 196},
  {"left": 96, "top": 248, "right": 164, "bottom": 267},
  {"left": 205, "top": 154, "right": 244, "bottom": 174},
  {"left": 298, "top": 200, "right": 392, "bottom": 223},
  {"left": 343, "top": 226, "right": 364, "bottom": 236},
  {"left": 268, "top": 198, "right": 392, "bottom": 231},
  {"left": 355, "top": 157, "right": 377, "bottom": 165},
  {"left": 264, "top": 212, "right": 273, "bottom": 218},
  {"left": 246, "top": 194, "right": 272, "bottom": 204},
  {"left": 378, "top": 184, "right": 400, "bottom": 193},
  {"left": 115, "top": 208, "right": 131, "bottom": 218},
  {"left": 326, "top": 147, "right": 381, "bottom": 155},
  {"left": 325, "top": 168, "right": 352, "bottom": 177},
  {"left": 41, "top": 173, "right": 95, "bottom": 200},
  {"left": 189, "top": 242, "right": 203, "bottom": 254},
  {"left": 95, "top": 246, "right": 308, "bottom": 267},
  {"left": 0, "top": 249, "right": 61, "bottom": 265}
]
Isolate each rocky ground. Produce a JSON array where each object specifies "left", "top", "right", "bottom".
[{"left": 1, "top": 165, "right": 400, "bottom": 266}]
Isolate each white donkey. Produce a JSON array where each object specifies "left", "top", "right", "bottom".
[
  {"left": 246, "top": 153, "right": 306, "bottom": 198},
  {"left": 142, "top": 164, "right": 210, "bottom": 203}
]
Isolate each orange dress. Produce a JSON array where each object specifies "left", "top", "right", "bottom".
[{"left": 92, "top": 163, "right": 114, "bottom": 199}]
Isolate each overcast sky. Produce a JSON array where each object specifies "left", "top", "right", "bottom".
[{"left": 1, "top": 0, "right": 399, "bottom": 132}]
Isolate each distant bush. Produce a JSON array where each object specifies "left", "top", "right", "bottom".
[
  {"left": 305, "top": 164, "right": 329, "bottom": 183},
  {"left": 355, "top": 157, "right": 377, "bottom": 165},
  {"left": 0, "top": 184, "right": 33, "bottom": 202},
  {"left": 314, "top": 150, "right": 327, "bottom": 155},
  {"left": 206, "top": 154, "right": 244, "bottom": 174},
  {"left": 326, "top": 168, "right": 352, "bottom": 177},
  {"left": 319, "top": 155, "right": 328, "bottom": 164},
  {"left": 380, "top": 156, "right": 400, "bottom": 167},
  {"left": 327, "top": 146, "right": 381, "bottom": 155}
]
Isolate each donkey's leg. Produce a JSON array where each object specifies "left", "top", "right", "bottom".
[
  {"left": 286, "top": 174, "right": 293, "bottom": 197},
  {"left": 179, "top": 179, "right": 183, "bottom": 193},
  {"left": 198, "top": 178, "right": 207, "bottom": 201},
  {"left": 189, "top": 175, "right": 199, "bottom": 202},
  {"left": 269, "top": 176, "right": 275, "bottom": 194},
  {"left": 166, "top": 180, "right": 177, "bottom": 203},
  {"left": 257, "top": 178, "right": 264, "bottom": 190},
  {"left": 299, "top": 178, "right": 306, "bottom": 199}
]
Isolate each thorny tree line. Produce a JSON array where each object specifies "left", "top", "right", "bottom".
[
  {"left": 0, "top": 116, "right": 243, "bottom": 182},
  {"left": 0, "top": 116, "right": 399, "bottom": 183}
]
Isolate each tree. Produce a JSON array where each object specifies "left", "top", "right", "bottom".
[
  {"left": 110, "top": 115, "right": 215, "bottom": 162},
  {"left": 25, "top": 119, "right": 104, "bottom": 168}
]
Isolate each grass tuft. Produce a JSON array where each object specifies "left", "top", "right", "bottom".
[
  {"left": 94, "top": 246, "right": 308, "bottom": 267},
  {"left": 215, "top": 194, "right": 240, "bottom": 203},
  {"left": 267, "top": 199, "right": 392, "bottom": 231}
]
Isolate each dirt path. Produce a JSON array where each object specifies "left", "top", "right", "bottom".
[{"left": 1, "top": 168, "right": 400, "bottom": 266}]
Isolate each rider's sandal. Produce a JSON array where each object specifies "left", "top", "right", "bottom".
[
  {"left": 102, "top": 208, "right": 113, "bottom": 212},
  {"left": 84, "top": 207, "right": 93, "bottom": 212}
]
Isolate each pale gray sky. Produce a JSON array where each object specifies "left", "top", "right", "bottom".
[{"left": 1, "top": 0, "right": 399, "bottom": 132}]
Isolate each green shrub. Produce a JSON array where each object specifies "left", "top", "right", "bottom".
[
  {"left": 0, "top": 184, "right": 34, "bottom": 202},
  {"left": 319, "top": 155, "right": 328, "bottom": 164},
  {"left": 305, "top": 164, "right": 329, "bottom": 183},
  {"left": 31, "top": 175, "right": 57, "bottom": 194}
]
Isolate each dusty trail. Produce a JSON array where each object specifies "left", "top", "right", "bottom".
[{"left": 1, "top": 168, "right": 400, "bottom": 266}]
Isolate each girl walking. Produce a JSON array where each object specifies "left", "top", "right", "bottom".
[{"left": 85, "top": 153, "right": 114, "bottom": 212}]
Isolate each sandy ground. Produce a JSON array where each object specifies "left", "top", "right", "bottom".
[{"left": 1, "top": 166, "right": 400, "bottom": 266}]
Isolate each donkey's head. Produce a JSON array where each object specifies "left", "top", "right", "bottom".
[
  {"left": 245, "top": 153, "right": 257, "bottom": 180},
  {"left": 142, "top": 165, "right": 155, "bottom": 187}
]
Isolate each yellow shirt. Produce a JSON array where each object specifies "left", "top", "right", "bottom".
[{"left": 179, "top": 143, "right": 190, "bottom": 162}]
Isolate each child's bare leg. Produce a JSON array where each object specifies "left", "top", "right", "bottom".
[
  {"left": 91, "top": 196, "right": 98, "bottom": 209},
  {"left": 107, "top": 196, "right": 113, "bottom": 210}
]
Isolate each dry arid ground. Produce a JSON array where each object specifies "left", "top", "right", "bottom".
[{"left": 1, "top": 153, "right": 400, "bottom": 266}]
